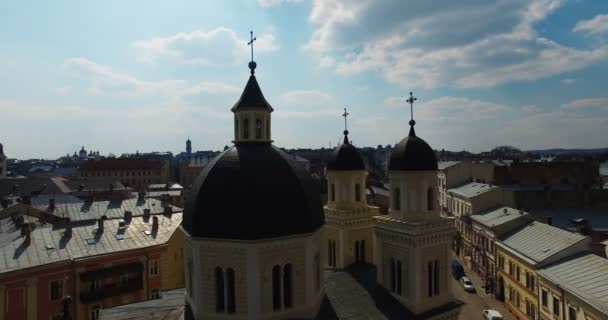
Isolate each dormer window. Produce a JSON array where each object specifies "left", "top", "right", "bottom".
[{"left": 256, "top": 119, "right": 262, "bottom": 139}]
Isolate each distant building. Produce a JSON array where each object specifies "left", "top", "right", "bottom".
[{"left": 81, "top": 158, "right": 169, "bottom": 191}]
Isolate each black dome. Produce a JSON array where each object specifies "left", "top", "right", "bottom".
[
  {"left": 326, "top": 133, "right": 366, "bottom": 171},
  {"left": 389, "top": 126, "right": 438, "bottom": 171},
  {"left": 183, "top": 143, "right": 324, "bottom": 240}
]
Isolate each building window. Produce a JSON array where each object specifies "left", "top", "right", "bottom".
[
  {"left": 50, "top": 280, "right": 63, "bottom": 301},
  {"left": 255, "top": 119, "right": 262, "bottom": 139},
  {"left": 51, "top": 313, "right": 64, "bottom": 320},
  {"left": 283, "top": 264, "right": 293, "bottom": 309},
  {"left": 541, "top": 289, "right": 548, "bottom": 308},
  {"left": 243, "top": 118, "right": 249, "bottom": 139},
  {"left": 235, "top": 119, "right": 239, "bottom": 139},
  {"left": 226, "top": 268, "right": 236, "bottom": 314},
  {"left": 330, "top": 184, "right": 336, "bottom": 201},
  {"left": 530, "top": 275, "right": 535, "bottom": 291},
  {"left": 266, "top": 118, "right": 270, "bottom": 140},
  {"left": 394, "top": 188, "right": 401, "bottom": 210},
  {"left": 272, "top": 265, "right": 281, "bottom": 311},
  {"left": 568, "top": 306, "right": 576, "bottom": 320},
  {"left": 525, "top": 272, "right": 530, "bottom": 288},
  {"left": 396, "top": 260, "right": 402, "bottom": 295},
  {"left": 187, "top": 259, "right": 193, "bottom": 298},
  {"left": 314, "top": 253, "right": 321, "bottom": 293},
  {"left": 89, "top": 280, "right": 100, "bottom": 293},
  {"left": 90, "top": 304, "right": 100, "bottom": 320},
  {"left": 355, "top": 184, "right": 361, "bottom": 202},
  {"left": 516, "top": 265, "right": 520, "bottom": 281},
  {"left": 433, "top": 260, "right": 440, "bottom": 295},
  {"left": 328, "top": 240, "right": 336, "bottom": 267},
  {"left": 428, "top": 261, "right": 433, "bottom": 297},
  {"left": 151, "top": 289, "right": 161, "bottom": 299},
  {"left": 149, "top": 261, "right": 159, "bottom": 277},
  {"left": 427, "top": 187, "right": 434, "bottom": 211},
  {"left": 215, "top": 267, "right": 225, "bottom": 312},
  {"left": 390, "top": 258, "right": 396, "bottom": 292},
  {"left": 553, "top": 297, "right": 560, "bottom": 316}
]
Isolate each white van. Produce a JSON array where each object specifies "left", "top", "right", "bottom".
[{"left": 482, "top": 309, "right": 504, "bottom": 320}]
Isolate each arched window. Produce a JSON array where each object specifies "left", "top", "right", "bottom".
[
  {"left": 272, "top": 265, "right": 281, "bottom": 311},
  {"left": 330, "top": 184, "right": 336, "bottom": 201},
  {"left": 187, "top": 258, "right": 193, "bottom": 298},
  {"left": 255, "top": 119, "right": 262, "bottom": 139},
  {"left": 226, "top": 268, "right": 236, "bottom": 313},
  {"left": 427, "top": 187, "right": 434, "bottom": 211},
  {"left": 266, "top": 118, "right": 270, "bottom": 140},
  {"left": 390, "top": 258, "right": 396, "bottom": 292},
  {"left": 433, "top": 260, "right": 440, "bottom": 295},
  {"left": 215, "top": 267, "right": 225, "bottom": 312},
  {"left": 355, "top": 184, "right": 361, "bottom": 202},
  {"left": 243, "top": 118, "right": 249, "bottom": 139},
  {"left": 427, "top": 262, "right": 433, "bottom": 297},
  {"left": 394, "top": 188, "right": 401, "bottom": 210},
  {"left": 396, "top": 260, "right": 402, "bottom": 295},
  {"left": 283, "top": 264, "right": 293, "bottom": 308},
  {"left": 235, "top": 119, "right": 239, "bottom": 139}
]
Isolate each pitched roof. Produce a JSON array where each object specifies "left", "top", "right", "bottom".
[
  {"left": 437, "top": 161, "right": 462, "bottom": 170},
  {"left": 230, "top": 75, "right": 274, "bottom": 112},
  {"left": 100, "top": 288, "right": 186, "bottom": 320},
  {"left": 498, "top": 221, "right": 588, "bottom": 264},
  {"left": 539, "top": 253, "right": 608, "bottom": 315},
  {"left": 448, "top": 182, "right": 498, "bottom": 198},
  {"left": 0, "top": 212, "right": 182, "bottom": 275},
  {"left": 81, "top": 158, "right": 165, "bottom": 170},
  {"left": 470, "top": 206, "right": 529, "bottom": 228}
]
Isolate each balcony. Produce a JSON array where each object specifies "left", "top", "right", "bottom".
[{"left": 80, "top": 278, "right": 143, "bottom": 303}]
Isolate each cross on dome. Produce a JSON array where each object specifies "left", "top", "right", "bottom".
[{"left": 247, "top": 30, "right": 257, "bottom": 74}]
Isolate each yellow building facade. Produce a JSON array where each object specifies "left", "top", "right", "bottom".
[
  {"left": 161, "top": 226, "right": 185, "bottom": 290},
  {"left": 496, "top": 247, "right": 539, "bottom": 320}
]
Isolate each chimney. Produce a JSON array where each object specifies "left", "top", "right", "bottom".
[
  {"left": 65, "top": 225, "right": 73, "bottom": 238},
  {"left": 138, "top": 191, "right": 145, "bottom": 200},
  {"left": 109, "top": 183, "right": 115, "bottom": 192},
  {"left": 22, "top": 195, "right": 31, "bottom": 205},
  {"left": 79, "top": 184, "right": 85, "bottom": 191},
  {"left": 124, "top": 210, "right": 132, "bottom": 223},
  {"left": 543, "top": 216, "right": 553, "bottom": 226},
  {"left": 49, "top": 198, "right": 56, "bottom": 212},
  {"left": 143, "top": 208, "right": 151, "bottom": 219},
  {"left": 97, "top": 218, "right": 104, "bottom": 233},
  {"left": 22, "top": 224, "right": 31, "bottom": 245},
  {"left": 152, "top": 216, "right": 159, "bottom": 231},
  {"left": 163, "top": 206, "right": 172, "bottom": 217}
]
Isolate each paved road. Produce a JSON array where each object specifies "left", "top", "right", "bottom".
[{"left": 453, "top": 272, "right": 515, "bottom": 320}]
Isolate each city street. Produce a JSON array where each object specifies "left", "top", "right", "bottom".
[{"left": 453, "top": 271, "right": 515, "bottom": 320}]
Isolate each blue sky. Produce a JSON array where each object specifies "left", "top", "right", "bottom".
[{"left": 1, "top": 0, "right": 608, "bottom": 159}]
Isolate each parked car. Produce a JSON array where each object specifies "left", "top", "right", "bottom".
[
  {"left": 460, "top": 276, "right": 475, "bottom": 292},
  {"left": 451, "top": 259, "right": 464, "bottom": 279},
  {"left": 482, "top": 309, "right": 504, "bottom": 320}
]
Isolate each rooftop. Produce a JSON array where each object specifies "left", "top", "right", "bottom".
[
  {"left": 448, "top": 182, "right": 498, "bottom": 199},
  {"left": 470, "top": 206, "right": 529, "bottom": 228},
  {"left": 529, "top": 208, "right": 608, "bottom": 232},
  {"left": 100, "top": 288, "right": 186, "bottom": 320},
  {"left": 0, "top": 211, "right": 182, "bottom": 275},
  {"left": 30, "top": 194, "right": 174, "bottom": 222},
  {"left": 437, "top": 161, "right": 462, "bottom": 170},
  {"left": 539, "top": 253, "right": 608, "bottom": 315},
  {"left": 498, "top": 221, "right": 588, "bottom": 264},
  {"left": 81, "top": 158, "right": 165, "bottom": 170}
]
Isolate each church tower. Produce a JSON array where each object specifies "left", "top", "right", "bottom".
[
  {"left": 323, "top": 109, "right": 379, "bottom": 269},
  {"left": 0, "top": 143, "right": 7, "bottom": 178},
  {"left": 186, "top": 137, "right": 192, "bottom": 156},
  {"left": 182, "top": 32, "right": 325, "bottom": 320},
  {"left": 373, "top": 93, "right": 460, "bottom": 318}
]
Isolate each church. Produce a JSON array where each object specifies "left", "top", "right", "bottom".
[{"left": 182, "top": 37, "right": 462, "bottom": 320}]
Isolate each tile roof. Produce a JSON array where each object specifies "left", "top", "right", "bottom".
[
  {"left": 498, "top": 221, "right": 588, "bottom": 264},
  {"left": 0, "top": 177, "right": 67, "bottom": 197},
  {"left": 30, "top": 194, "right": 175, "bottom": 222},
  {"left": 470, "top": 207, "right": 529, "bottom": 228},
  {"left": 448, "top": 182, "right": 498, "bottom": 198},
  {"left": 146, "top": 191, "right": 182, "bottom": 198},
  {"left": 81, "top": 158, "right": 165, "bottom": 170},
  {"left": 0, "top": 212, "right": 182, "bottom": 275},
  {"left": 539, "top": 253, "right": 608, "bottom": 315}
]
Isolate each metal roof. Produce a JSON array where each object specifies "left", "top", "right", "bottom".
[
  {"left": 499, "top": 221, "right": 588, "bottom": 264},
  {"left": 470, "top": 207, "right": 529, "bottom": 228},
  {"left": 437, "top": 161, "right": 462, "bottom": 170},
  {"left": 529, "top": 208, "right": 608, "bottom": 232},
  {"left": 0, "top": 212, "right": 182, "bottom": 275},
  {"left": 30, "top": 194, "right": 174, "bottom": 222},
  {"left": 100, "top": 288, "right": 186, "bottom": 320},
  {"left": 538, "top": 253, "right": 608, "bottom": 315},
  {"left": 448, "top": 182, "right": 498, "bottom": 199}
]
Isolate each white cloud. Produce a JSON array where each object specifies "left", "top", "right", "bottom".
[
  {"left": 64, "top": 57, "right": 241, "bottom": 101},
  {"left": 561, "top": 78, "right": 576, "bottom": 85},
  {"left": 132, "top": 27, "right": 278, "bottom": 65},
  {"left": 257, "top": 0, "right": 304, "bottom": 7},
  {"left": 561, "top": 97, "right": 608, "bottom": 109},
  {"left": 574, "top": 14, "right": 608, "bottom": 36},
  {"left": 306, "top": 0, "right": 608, "bottom": 88}
]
